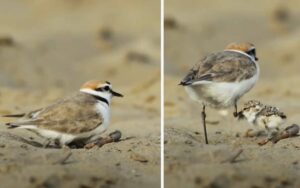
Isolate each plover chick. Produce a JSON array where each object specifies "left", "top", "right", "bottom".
[
  {"left": 238, "top": 100, "right": 287, "bottom": 139},
  {"left": 180, "top": 42, "right": 259, "bottom": 144}
]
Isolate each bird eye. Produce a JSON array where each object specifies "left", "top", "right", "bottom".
[
  {"left": 246, "top": 48, "right": 256, "bottom": 57},
  {"left": 103, "top": 86, "right": 110, "bottom": 91}
]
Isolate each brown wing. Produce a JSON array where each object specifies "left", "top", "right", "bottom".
[
  {"left": 9, "top": 92, "right": 103, "bottom": 134},
  {"left": 260, "top": 106, "right": 287, "bottom": 119},
  {"left": 180, "top": 51, "right": 257, "bottom": 85},
  {"left": 2, "top": 108, "right": 42, "bottom": 118}
]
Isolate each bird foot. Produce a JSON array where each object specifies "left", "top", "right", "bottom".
[{"left": 233, "top": 112, "right": 238, "bottom": 117}]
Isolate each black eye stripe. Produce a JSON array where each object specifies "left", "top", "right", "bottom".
[
  {"left": 104, "top": 86, "right": 110, "bottom": 91},
  {"left": 95, "top": 86, "right": 110, "bottom": 92},
  {"left": 247, "top": 48, "right": 256, "bottom": 56}
]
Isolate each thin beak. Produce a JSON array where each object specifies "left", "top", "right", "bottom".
[
  {"left": 255, "top": 57, "right": 258, "bottom": 61},
  {"left": 111, "top": 90, "right": 123, "bottom": 97},
  {"left": 237, "top": 111, "right": 245, "bottom": 120}
]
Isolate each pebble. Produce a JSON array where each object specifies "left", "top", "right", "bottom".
[{"left": 130, "top": 153, "right": 148, "bottom": 163}]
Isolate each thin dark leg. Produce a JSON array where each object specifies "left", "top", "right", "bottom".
[
  {"left": 233, "top": 103, "right": 238, "bottom": 117},
  {"left": 201, "top": 105, "right": 208, "bottom": 144},
  {"left": 42, "top": 139, "right": 51, "bottom": 148}
]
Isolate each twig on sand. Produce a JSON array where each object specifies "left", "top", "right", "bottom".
[
  {"left": 271, "top": 124, "right": 299, "bottom": 143},
  {"left": 258, "top": 124, "right": 299, "bottom": 146},
  {"left": 53, "top": 152, "right": 72, "bottom": 165},
  {"left": 221, "top": 149, "right": 243, "bottom": 163},
  {"left": 84, "top": 130, "right": 122, "bottom": 149}
]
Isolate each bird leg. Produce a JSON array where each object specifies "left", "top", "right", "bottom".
[
  {"left": 233, "top": 103, "right": 238, "bottom": 117},
  {"left": 42, "top": 139, "right": 52, "bottom": 148},
  {"left": 201, "top": 105, "right": 208, "bottom": 144}
]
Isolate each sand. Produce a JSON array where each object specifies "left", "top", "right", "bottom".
[
  {"left": 0, "top": 0, "right": 160, "bottom": 187},
  {"left": 165, "top": 0, "right": 300, "bottom": 187}
]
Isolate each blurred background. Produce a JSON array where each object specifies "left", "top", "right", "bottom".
[
  {"left": 0, "top": 1, "right": 160, "bottom": 188},
  {"left": 164, "top": 0, "right": 300, "bottom": 187}
]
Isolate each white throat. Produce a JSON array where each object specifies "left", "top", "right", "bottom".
[{"left": 80, "top": 88, "right": 111, "bottom": 134}]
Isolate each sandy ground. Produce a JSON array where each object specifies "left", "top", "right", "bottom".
[
  {"left": 0, "top": 0, "right": 160, "bottom": 187},
  {"left": 165, "top": 0, "right": 300, "bottom": 187}
]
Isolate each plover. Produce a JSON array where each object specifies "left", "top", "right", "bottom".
[
  {"left": 179, "top": 42, "right": 259, "bottom": 144},
  {"left": 2, "top": 80, "right": 123, "bottom": 147},
  {"left": 237, "top": 100, "right": 287, "bottom": 139}
]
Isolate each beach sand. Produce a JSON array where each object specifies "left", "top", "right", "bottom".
[
  {"left": 0, "top": 0, "right": 160, "bottom": 187},
  {"left": 165, "top": 0, "right": 300, "bottom": 187}
]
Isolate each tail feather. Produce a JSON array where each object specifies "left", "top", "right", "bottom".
[
  {"left": 5, "top": 123, "right": 20, "bottom": 129},
  {"left": 2, "top": 113, "right": 25, "bottom": 118},
  {"left": 4, "top": 120, "right": 37, "bottom": 129}
]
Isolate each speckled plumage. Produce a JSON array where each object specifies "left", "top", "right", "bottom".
[
  {"left": 10, "top": 92, "right": 103, "bottom": 134},
  {"left": 3, "top": 80, "right": 123, "bottom": 147},
  {"left": 243, "top": 100, "right": 264, "bottom": 110},
  {"left": 258, "top": 105, "right": 286, "bottom": 119},
  {"left": 238, "top": 100, "right": 287, "bottom": 137},
  {"left": 181, "top": 51, "right": 257, "bottom": 85}
]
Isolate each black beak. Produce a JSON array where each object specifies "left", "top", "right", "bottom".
[
  {"left": 255, "top": 57, "right": 258, "bottom": 61},
  {"left": 237, "top": 111, "right": 245, "bottom": 120},
  {"left": 111, "top": 90, "right": 123, "bottom": 97}
]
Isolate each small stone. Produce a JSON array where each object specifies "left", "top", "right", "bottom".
[
  {"left": 209, "top": 175, "right": 230, "bottom": 188},
  {"left": 20, "top": 144, "right": 28, "bottom": 149},
  {"left": 126, "top": 51, "right": 150, "bottom": 64},
  {"left": 184, "top": 140, "right": 193, "bottom": 145},
  {"left": 194, "top": 176, "right": 202, "bottom": 184},
  {"left": 130, "top": 153, "right": 148, "bottom": 163},
  {"left": 29, "top": 176, "right": 36, "bottom": 183},
  {"left": 0, "top": 36, "right": 15, "bottom": 46},
  {"left": 164, "top": 17, "right": 178, "bottom": 29},
  {"left": 264, "top": 176, "right": 276, "bottom": 183}
]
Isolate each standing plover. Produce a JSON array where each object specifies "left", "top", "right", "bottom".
[
  {"left": 2, "top": 80, "right": 123, "bottom": 147},
  {"left": 179, "top": 42, "right": 259, "bottom": 144},
  {"left": 238, "top": 100, "right": 287, "bottom": 139}
]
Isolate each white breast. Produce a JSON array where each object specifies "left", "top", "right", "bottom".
[
  {"left": 91, "top": 102, "right": 110, "bottom": 134},
  {"left": 209, "top": 73, "right": 259, "bottom": 106},
  {"left": 185, "top": 61, "right": 259, "bottom": 108}
]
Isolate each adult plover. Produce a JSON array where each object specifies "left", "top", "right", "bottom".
[
  {"left": 179, "top": 42, "right": 259, "bottom": 144},
  {"left": 2, "top": 80, "right": 123, "bottom": 147},
  {"left": 237, "top": 100, "right": 287, "bottom": 139}
]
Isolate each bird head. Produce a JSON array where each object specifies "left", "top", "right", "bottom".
[
  {"left": 238, "top": 100, "right": 264, "bottom": 123},
  {"left": 225, "top": 42, "right": 258, "bottom": 61},
  {"left": 80, "top": 80, "right": 123, "bottom": 105}
]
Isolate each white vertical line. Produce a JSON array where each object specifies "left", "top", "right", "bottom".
[{"left": 160, "top": 0, "right": 164, "bottom": 187}]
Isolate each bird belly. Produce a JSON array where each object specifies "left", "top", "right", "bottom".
[
  {"left": 256, "top": 115, "right": 284, "bottom": 131},
  {"left": 185, "top": 74, "right": 258, "bottom": 108},
  {"left": 77, "top": 102, "right": 110, "bottom": 140},
  {"left": 265, "top": 115, "right": 285, "bottom": 129},
  {"left": 19, "top": 126, "right": 76, "bottom": 145}
]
